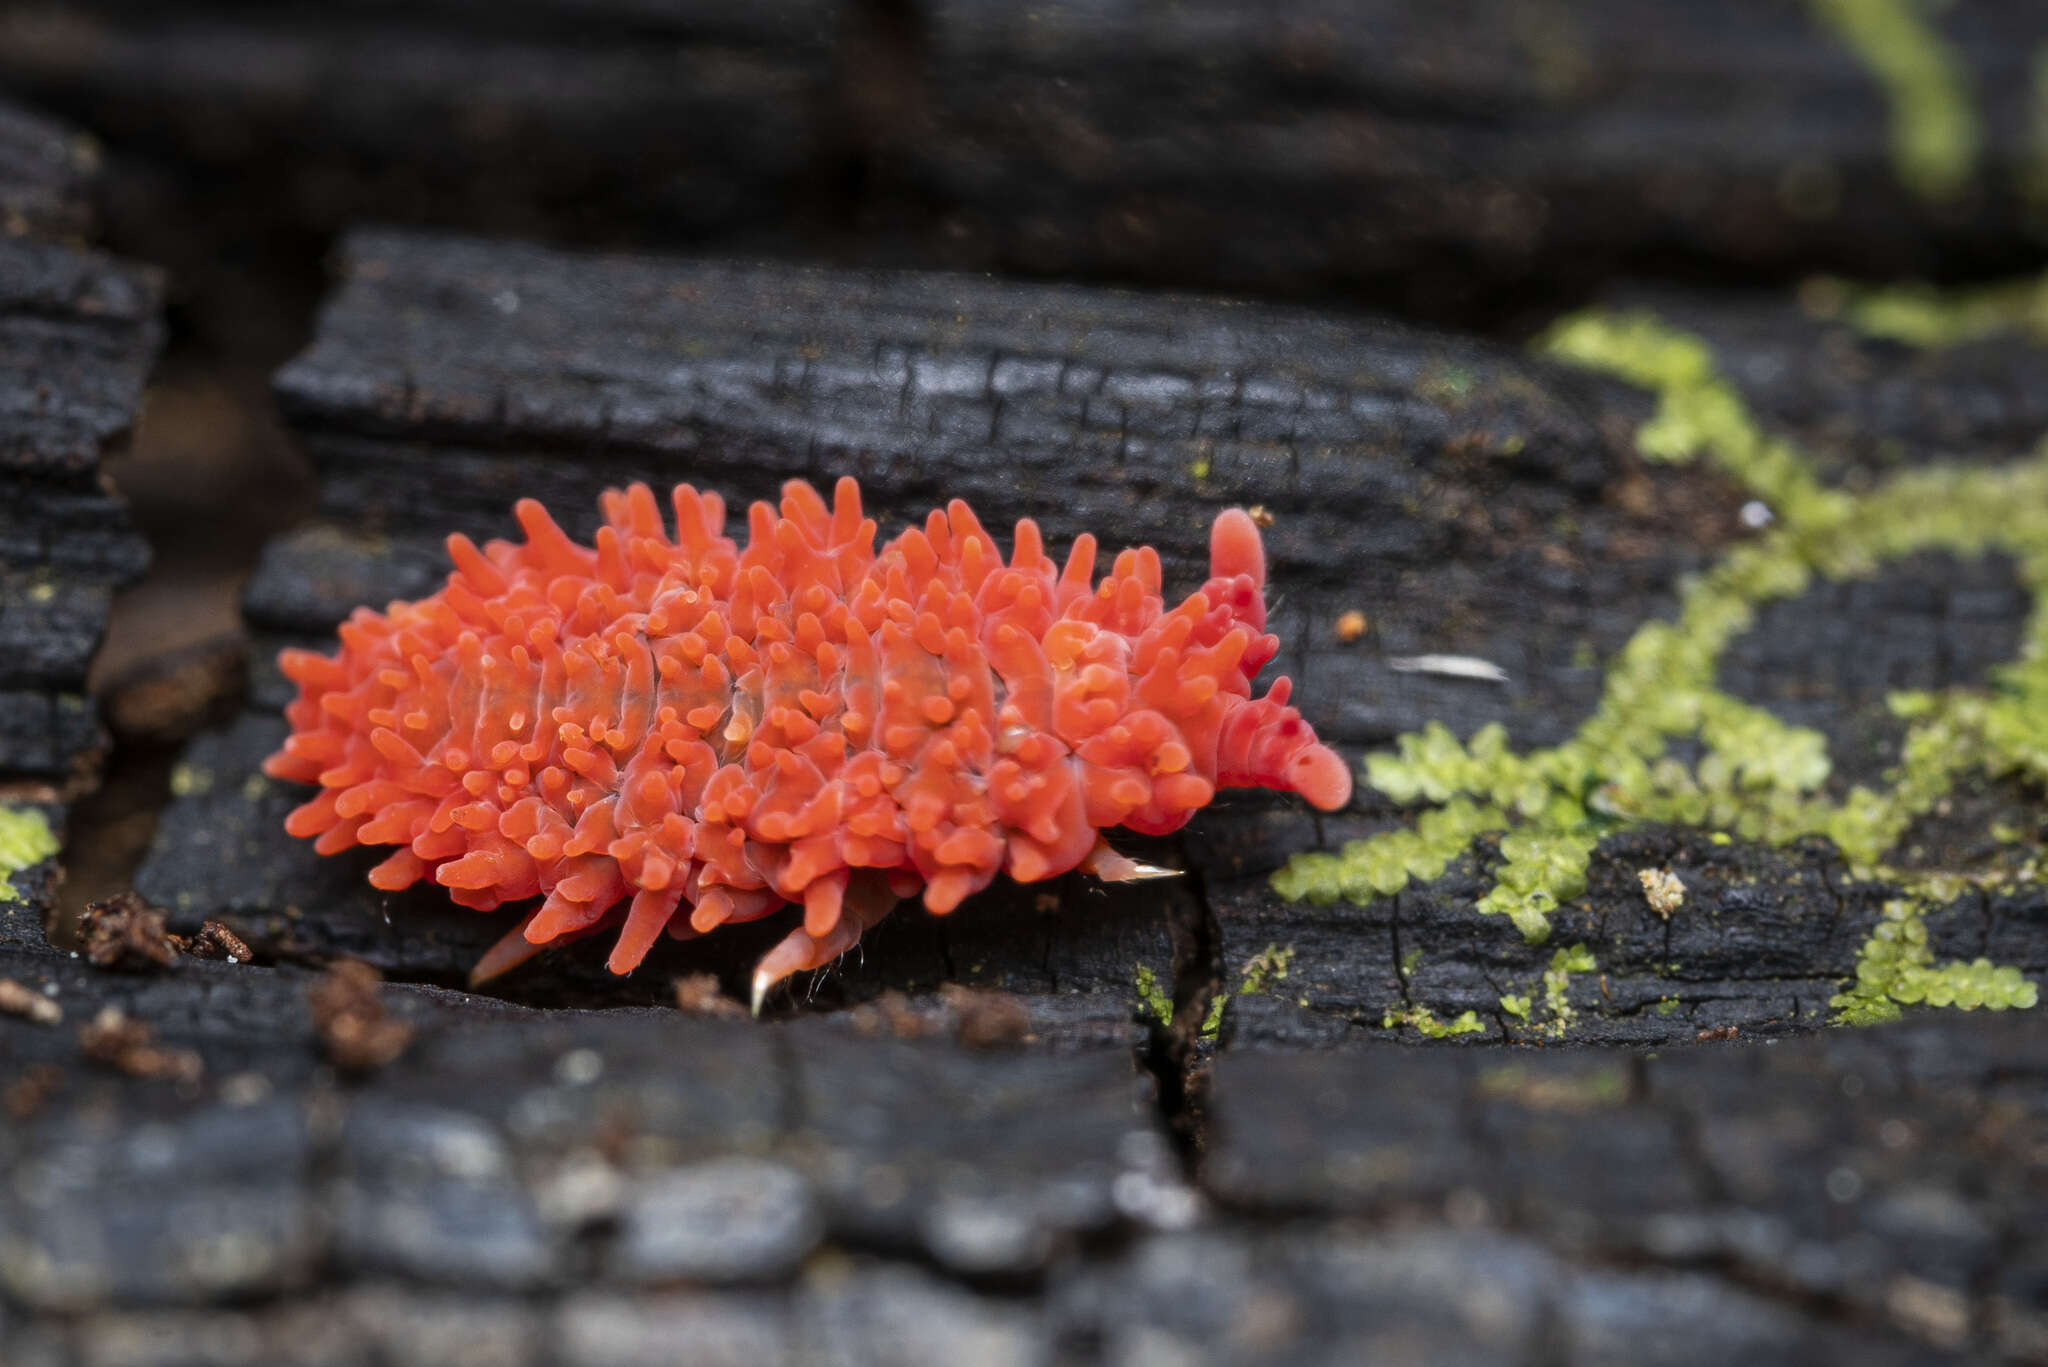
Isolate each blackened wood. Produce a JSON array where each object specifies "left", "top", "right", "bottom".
[
  {"left": 0, "top": 98, "right": 96, "bottom": 243},
  {"left": 879, "top": 0, "right": 2048, "bottom": 311},
  {"left": 0, "top": 1, "right": 844, "bottom": 251},
  {"left": 1202, "top": 1013, "right": 2046, "bottom": 1361},
  {"left": 5, "top": 4, "right": 2048, "bottom": 316},
  {"left": 0, "top": 115, "right": 162, "bottom": 788},
  {"left": 0, "top": 943, "right": 2033, "bottom": 1362},
  {"left": 0, "top": 944, "right": 1162, "bottom": 1306}
]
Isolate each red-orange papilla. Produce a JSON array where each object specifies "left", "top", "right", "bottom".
[{"left": 264, "top": 477, "right": 1351, "bottom": 1007}]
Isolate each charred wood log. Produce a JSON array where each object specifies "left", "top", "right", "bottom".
[
  {"left": 0, "top": 101, "right": 160, "bottom": 791},
  {"left": 4, "top": 4, "right": 2047, "bottom": 314},
  {"left": 1193, "top": 1012, "right": 2048, "bottom": 1363},
  {"left": 0, "top": 941, "right": 2038, "bottom": 1362},
  {"left": 875, "top": 0, "right": 2048, "bottom": 311},
  {"left": 0, "top": 98, "right": 97, "bottom": 243},
  {"left": 135, "top": 231, "right": 2048, "bottom": 1046},
  {"left": 0, "top": 1, "right": 845, "bottom": 253}
]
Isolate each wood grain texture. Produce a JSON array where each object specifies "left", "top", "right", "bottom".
[
  {"left": 6, "top": 3, "right": 2048, "bottom": 320},
  {"left": 0, "top": 939, "right": 2036, "bottom": 1362},
  {"left": 0, "top": 98, "right": 97, "bottom": 243},
  {"left": 0, "top": 109, "right": 160, "bottom": 786},
  {"left": 5, "top": 2, "right": 2046, "bottom": 316}
]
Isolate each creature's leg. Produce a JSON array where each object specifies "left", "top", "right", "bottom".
[
  {"left": 1079, "top": 836, "right": 1180, "bottom": 882},
  {"left": 749, "top": 872, "right": 902, "bottom": 1015},
  {"left": 470, "top": 908, "right": 550, "bottom": 986}
]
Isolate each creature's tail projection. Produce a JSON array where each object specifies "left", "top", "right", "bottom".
[{"left": 264, "top": 479, "right": 1351, "bottom": 1009}]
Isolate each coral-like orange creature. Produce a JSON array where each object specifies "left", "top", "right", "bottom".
[{"left": 265, "top": 478, "right": 1350, "bottom": 1008}]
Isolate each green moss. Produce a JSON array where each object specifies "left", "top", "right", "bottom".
[
  {"left": 1382, "top": 1003, "right": 1486, "bottom": 1039},
  {"left": 1831, "top": 898, "right": 2041, "bottom": 1023},
  {"left": 1278, "top": 305, "right": 2047, "bottom": 1029},
  {"left": 1808, "top": 0, "right": 1978, "bottom": 203},
  {"left": 1537, "top": 943, "right": 1596, "bottom": 1038},
  {"left": 1499, "top": 993, "right": 1532, "bottom": 1020},
  {"left": 169, "top": 763, "right": 214, "bottom": 797},
  {"left": 1827, "top": 273, "right": 2048, "bottom": 348},
  {"left": 1240, "top": 944, "right": 1295, "bottom": 996},
  {"left": 1477, "top": 830, "right": 1598, "bottom": 942},
  {"left": 1198, "top": 943, "right": 1298, "bottom": 1038},
  {"left": 1133, "top": 964, "right": 1173, "bottom": 1027},
  {"left": 0, "top": 806, "right": 58, "bottom": 903}
]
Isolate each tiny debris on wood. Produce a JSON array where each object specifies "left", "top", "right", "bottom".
[
  {"left": 1695, "top": 1024, "right": 1740, "bottom": 1042},
  {"left": 306, "top": 959, "right": 412, "bottom": 1074},
  {"left": 673, "top": 972, "right": 747, "bottom": 1019},
  {"left": 1385, "top": 654, "right": 1511, "bottom": 683},
  {"left": 99, "top": 632, "right": 247, "bottom": 745},
  {"left": 1333, "top": 610, "right": 1368, "bottom": 643},
  {"left": 177, "top": 919, "right": 252, "bottom": 963},
  {"left": 938, "top": 983, "right": 1034, "bottom": 1048},
  {"left": 1639, "top": 867, "right": 1687, "bottom": 918},
  {"left": 1246, "top": 505, "right": 1275, "bottom": 528},
  {"left": 78, "top": 890, "right": 180, "bottom": 970},
  {"left": 845, "top": 985, "right": 1035, "bottom": 1047},
  {"left": 0, "top": 975, "right": 59, "bottom": 1024},
  {"left": 847, "top": 989, "right": 936, "bottom": 1041},
  {"left": 77, "top": 1006, "right": 202, "bottom": 1083},
  {"left": 2, "top": 1061, "right": 61, "bottom": 1118}
]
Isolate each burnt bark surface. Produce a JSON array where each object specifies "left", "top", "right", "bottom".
[
  {"left": 0, "top": 1, "right": 843, "bottom": 252},
  {"left": 2, "top": 4, "right": 2045, "bottom": 318},
  {"left": 879, "top": 1, "right": 2048, "bottom": 309},
  {"left": 0, "top": 98, "right": 96, "bottom": 243},
  {"left": 0, "top": 105, "right": 161, "bottom": 787},
  {"left": 0, "top": 939, "right": 2039, "bottom": 1363}
]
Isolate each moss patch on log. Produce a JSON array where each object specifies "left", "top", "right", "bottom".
[
  {"left": 1276, "top": 306, "right": 2045, "bottom": 1032},
  {"left": 0, "top": 805, "right": 57, "bottom": 903},
  {"left": 1818, "top": 271, "right": 2048, "bottom": 348},
  {"left": 1808, "top": 0, "right": 1977, "bottom": 203}
]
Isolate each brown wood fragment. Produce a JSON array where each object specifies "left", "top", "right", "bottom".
[
  {"left": 178, "top": 920, "right": 253, "bottom": 964},
  {"left": 306, "top": 960, "right": 413, "bottom": 1074},
  {"left": 78, "top": 1006, "right": 203, "bottom": 1083},
  {"left": 78, "top": 891, "right": 180, "bottom": 970},
  {"left": 673, "top": 972, "right": 747, "bottom": 1019},
  {"left": 2, "top": 1062, "right": 62, "bottom": 1118},
  {"left": 938, "top": 983, "right": 1032, "bottom": 1048},
  {"left": 0, "top": 976, "right": 60, "bottom": 1024}
]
